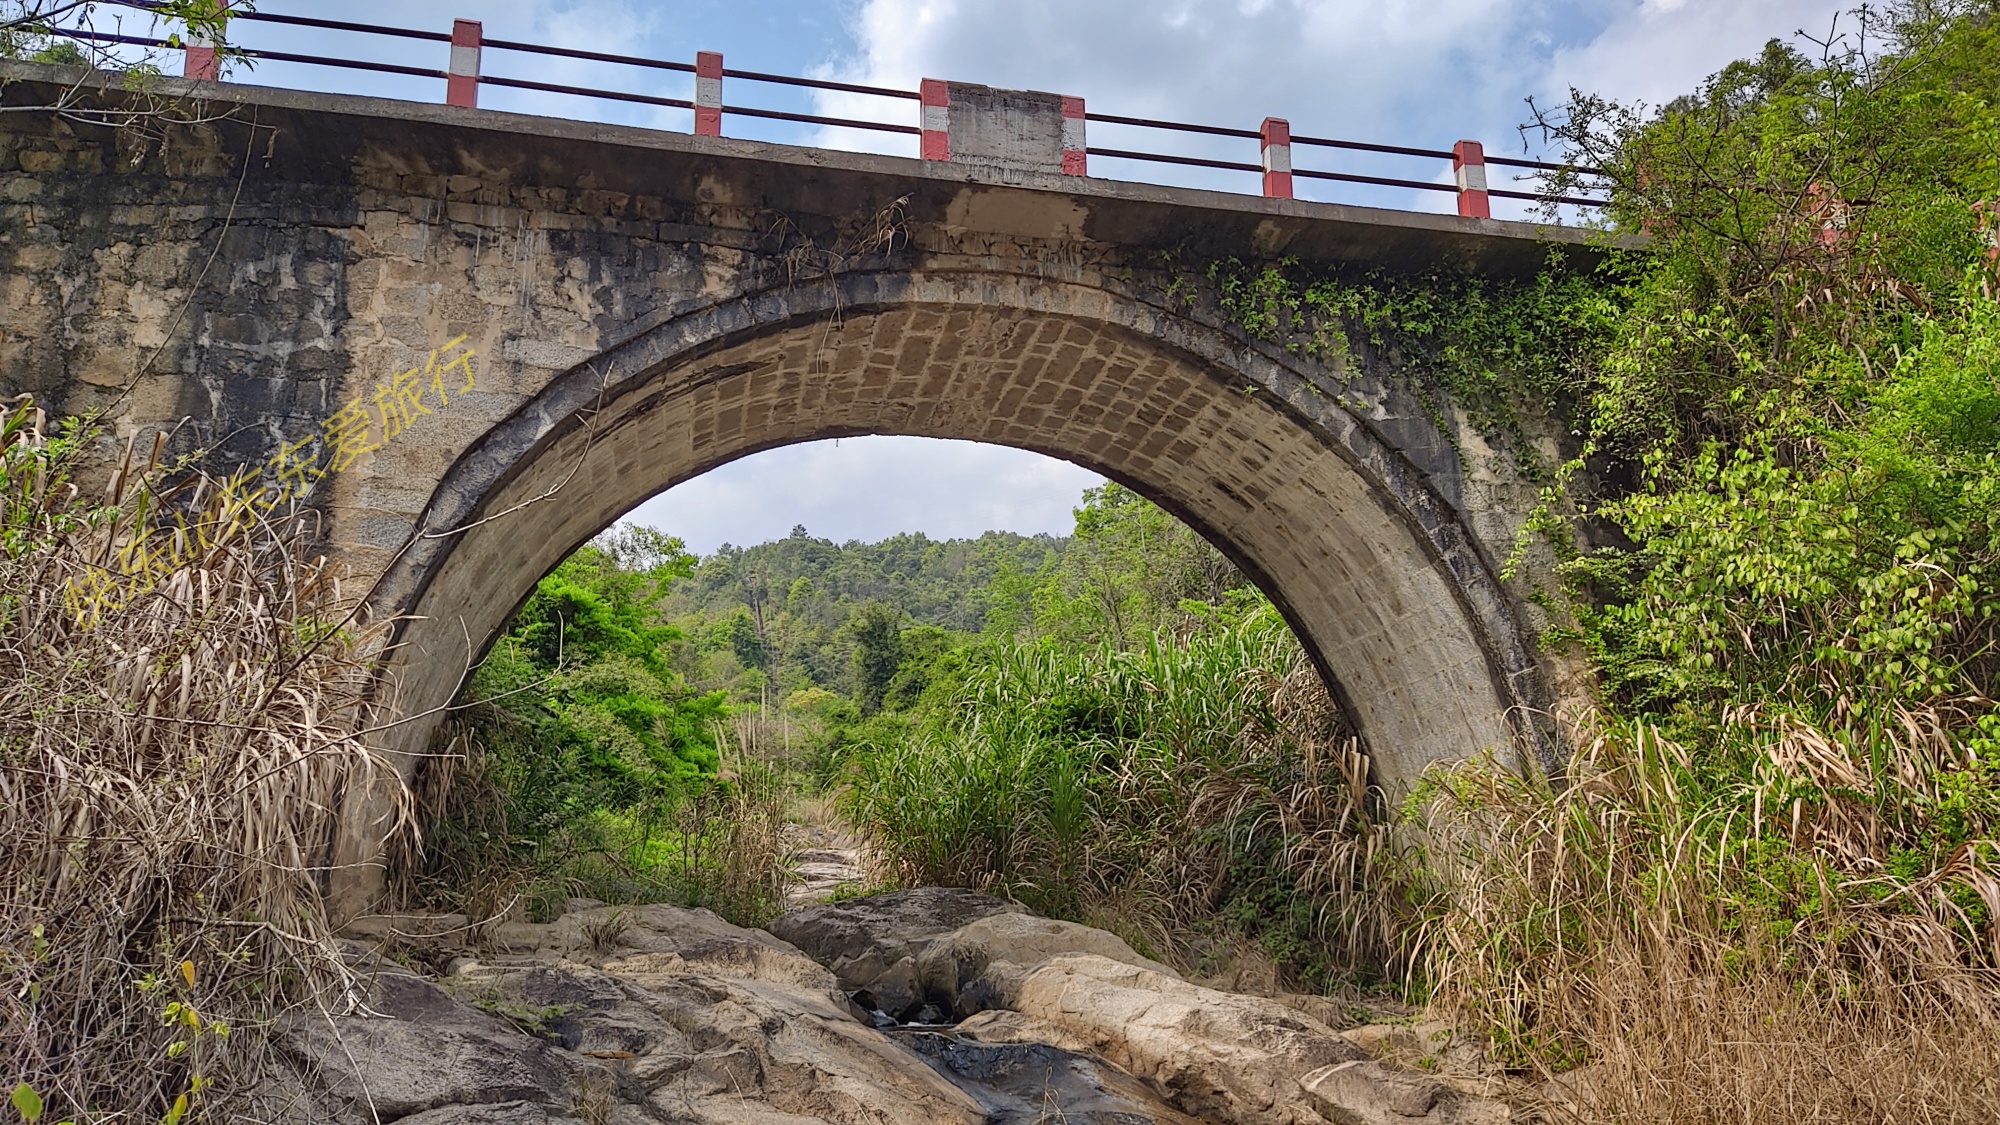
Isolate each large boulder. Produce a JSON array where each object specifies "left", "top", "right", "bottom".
[
  {"left": 767, "top": 887, "right": 1028, "bottom": 1018},
  {"left": 462, "top": 904, "right": 988, "bottom": 1125},
  {"left": 263, "top": 966, "right": 596, "bottom": 1124},
  {"left": 457, "top": 957, "right": 985, "bottom": 1125},
  {"left": 270, "top": 904, "right": 990, "bottom": 1125},
  {"left": 989, "top": 953, "right": 1372, "bottom": 1125},
  {"left": 955, "top": 1009, "right": 1104, "bottom": 1056},
  {"left": 915, "top": 911, "right": 1178, "bottom": 1019}
]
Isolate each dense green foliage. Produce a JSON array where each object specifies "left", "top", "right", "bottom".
[
  {"left": 1194, "top": 2, "right": 1998, "bottom": 952},
  {"left": 1400, "top": 6, "right": 2000, "bottom": 1109},
  {"left": 658, "top": 526, "right": 1063, "bottom": 703},
  {"left": 473, "top": 527, "right": 725, "bottom": 811},
  {"left": 1543, "top": 1, "right": 2000, "bottom": 923},
  {"left": 1023, "top": 483, "right": 1252, "bottom": 648},
  {"left": 409, "top": 527, "right": 743, "bottom": 918},
  {"left": 1555, "top": 9, "right": 1999, "bottom": 725}
]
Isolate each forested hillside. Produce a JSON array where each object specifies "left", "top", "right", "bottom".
[
  {"left": 657, "top": 489, "right": 1252, "bottom": 710},
  {"left": 657, "top": 527, "right": 1064, "bottom": 704}
]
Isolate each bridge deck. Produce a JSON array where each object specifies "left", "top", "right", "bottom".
[{"left": 0, "top": 61, "right": 1626, "bottom": 278}]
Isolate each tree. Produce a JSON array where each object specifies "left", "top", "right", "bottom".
[
  {"left": 845, "top": 602, "right": 904, "bottom": 714},
  {"left": 460, "top": 526, "right": 723, "bottom": 834},
  {"left": 3, "top": 1, "right": 252, "bottom": 130},
  {"left": 1030, "top": 483, "right": 1246, "bottom": 648}
]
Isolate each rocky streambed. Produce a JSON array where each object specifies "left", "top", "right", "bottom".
[{"left": 267, "top": 890, "right": 1520, "bottom": 1124}]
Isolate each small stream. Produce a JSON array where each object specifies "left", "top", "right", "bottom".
[
  {"left": 784, "top": 838, "right": 1196, "bottom": 1123},
  {"left": 888, "top": 1026, "right": 1202, "bottom": 1125}
]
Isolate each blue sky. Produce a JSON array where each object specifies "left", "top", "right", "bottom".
[{"left": 103, "top": 0, "right": 1850, "bottom": 551}]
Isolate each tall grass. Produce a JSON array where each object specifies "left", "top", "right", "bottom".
[
  {"left": 1413, "top": 706, "right": 2000, "bottom": 1122},
  {"left": 838, "top": 605, "right": 1401, "bottom": 984},
  {"left": 0, "top": 400, "right": 395, "bottom": 1121},
  {"left": 402, "top": 711, "right": 796, "bottom": 928}
]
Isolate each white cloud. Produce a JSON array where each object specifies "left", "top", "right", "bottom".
[
  {"left": 810, "top": 0, "right": 1847, "bottom": 210},
  {"left": 1550, "top": 0, "right": 1854, "bottom": 110},
  {"left": 624, "top": 437, "right": 1102, "bottom": 554}
]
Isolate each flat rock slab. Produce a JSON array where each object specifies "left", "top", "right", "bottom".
[
  {"left": 265, "top": 968, "right": 593, "bottom": 1124},
  {"left": 916, "top": 911, "right": 1179, "bottom": 1019},
  {"left": 459, "top": 959, "right": 984, "bottom": 1125},
  {"left": 1300, "top": 1061, "right": 1511, "bottom": 1125}
]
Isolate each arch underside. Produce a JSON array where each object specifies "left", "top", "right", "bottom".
[{"left": 373, "top": 273, "right": 1535, "bottom": 812}]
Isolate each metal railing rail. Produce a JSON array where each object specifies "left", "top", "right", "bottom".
[{"left": 44, "top": 2, "right": 1609, "bottom": 212}]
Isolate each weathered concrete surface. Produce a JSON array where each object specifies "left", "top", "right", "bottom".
[
  {"left": 944, "top": 81, "right": 1069, "bottom": 180},
  {"left": 0, "top": 63, "right": 1604, "bottom": 913}
]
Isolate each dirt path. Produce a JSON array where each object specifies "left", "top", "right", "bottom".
[{"left": 783, "top": 820, "right": 870, "bottom": 907}]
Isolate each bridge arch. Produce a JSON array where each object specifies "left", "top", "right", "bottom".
[
  {"left": 368, "top": 265, "right": 1551, "bottom": 767},
  {"left": 338, "top": 265, "right": 1552, "bottom": 898}
]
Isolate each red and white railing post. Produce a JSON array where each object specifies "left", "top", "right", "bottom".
[
  {"left": 1060, "top": 97, "right": 1086, "bottom": 176},
  {"left": 180, "top": 0, "right": 229, "bottom": 81},
  {"left": 1260, "top": 117, "right": 1292, "bottom": 199},
  {"left": 694, "top": 51, "right": 723, "bottom": 136},
  {"left": 919, "top": 79, "right": 949, "bottom": 161},
  {"left": 1452, "top": 139, "right": 1489, "bottom": 218},
  {"left": 446, "top": 19, "right": 481, "bottom": 108}
]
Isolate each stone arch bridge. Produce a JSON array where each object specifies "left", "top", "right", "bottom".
[{"left": 0, "top": 66, "right": 1603, "bottom": 910}]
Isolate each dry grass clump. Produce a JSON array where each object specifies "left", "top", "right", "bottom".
[
  {"left": 676, "top": 744, "right": 795, "bottom": 927},
  {"left": 1413, "top": 709, "right": 2000, "bottom": 1124},
  {"left": 1109, "top": 623, "right": 1404, "bottom": 980},
  {"left": 1180, "top": 638, "right": 1403, "bottom": 973},
  {"left": 0, "top": 400, "right": 396, "bottom": 1122}
]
